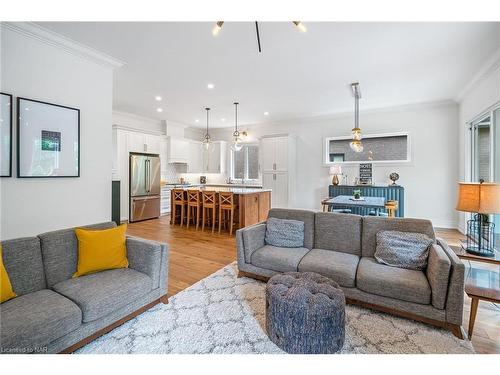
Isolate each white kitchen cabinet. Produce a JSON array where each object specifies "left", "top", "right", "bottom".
[
  {"left": 261, "top": 136, "right": 291, "bottom": 172},
  {"left": 144, "top": 134, "right": 160, "bottom": 154},
  {"left": 168, "top": 137, "right": 189, "bottom": 163},
  {"left": 261, "top": 136, "right": 296, "bottom": 208},
  {"left": 127, "top": 131, "right": 145, "bottom": 153},
  {"left": 202, "top": 141, "right": 227, "bottom": 173},
  {"left": 187, "top": 141, "right": 203, "bottom": 173},
  {"left": 262, "top": 172, "right": 289, "bottom": 208}
]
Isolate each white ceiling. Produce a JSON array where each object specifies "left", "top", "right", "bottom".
[{"left": 37, "top": 22, "right": 500, "bottom": 128}]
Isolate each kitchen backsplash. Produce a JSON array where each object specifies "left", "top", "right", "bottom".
[{"left": 161, "top": 163, "right": 187, "bottom": 183}]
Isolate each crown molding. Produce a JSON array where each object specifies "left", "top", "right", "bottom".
[
  {"left": 1, "top": 22, "right": 125, "bottom": 69},
  {"left": 455, "top": 46, "right": 500, "bottom": 102}
]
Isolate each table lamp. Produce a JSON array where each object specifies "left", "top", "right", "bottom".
[
  {"left": 455, "top": 181, "right": 500, "bottom": 257},
  {"left": 329, "top": 165, "right": 342, "bottom": 185}
]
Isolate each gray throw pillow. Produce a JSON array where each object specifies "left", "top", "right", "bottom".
[
  {"left": 265, "top": 217, "right": 305, "bottom": 248},
  {"left": 374, "top": 230, "right": 434, "bottom": 271}
]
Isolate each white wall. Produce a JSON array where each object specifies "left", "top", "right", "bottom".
[
  {"left": 208, "top": 101, "right": 459, "bottom": 228},
  {"left": 0, "top": 26, "right": 114, "bottom": 239}
]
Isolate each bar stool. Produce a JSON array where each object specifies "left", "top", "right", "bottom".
[
  {"left": 385, "top": 200, "right": 399, "bottom": 218},
  {"left": 172, "top": 189, "right": 186, "bottom": 226},
  {"left": 186, "top": 189, "right": 201, "bottom": 230},
  {"left": 201, "top": 191, "right": 218, "bottom": 233},
  {"left": 219, "top": 192, "right": 237, "bottom": 235}
]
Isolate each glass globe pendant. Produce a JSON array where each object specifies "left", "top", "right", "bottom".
[
  {"left": 349, "top": 82, "right": 363, "bottom": 153},
  {"left": 230, "top": 102, "right": 243, "bottom": 152},
  {"left": 202, "top": 107, "right": 212, "bottom": 150}
]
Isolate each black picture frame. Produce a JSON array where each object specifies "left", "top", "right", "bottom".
[
  {"left": 17, "top": 97, "right": 80, "bottom": 178},
  {"left": 0, "top": 92, "right": 13, "bottom": 177}
]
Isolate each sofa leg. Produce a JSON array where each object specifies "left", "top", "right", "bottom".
[
  {"left": 447, "top": 324, "right": 465, "bottom": 340},
  {"left": 160, "top": 295, "right": 169, "bottom": 304}
]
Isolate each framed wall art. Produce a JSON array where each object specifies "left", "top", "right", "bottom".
[
  {"left": 1, "top": 92, "right": 13, "bottom": 177},
  {"left": 17, "top": 97, "right": 80, "bottom": 177}
]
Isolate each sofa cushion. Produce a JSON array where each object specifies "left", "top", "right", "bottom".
[
  {"left": 298, "top": 249, "right": 359, "bottom": 287},
  {"left": 52, "top": 268, "right": 153, "bottom": 323},
  {"left": 268, "top": 209, "right": 315, "bottom": 249},
  {"left": 0, "top": 289, "right": 82, "bottom": 352},
  {"left": 251, "top": 245, "right": 309, "bottom": 273},
  {"left": 314, "top": 212, "right": 362, "bottom": 256},
  {"left": 1, "top": 237, "right": 46, "bottom": 296},
  {"left": 361, "top": 216, "right": 435, "bottom": 258},
  {"left": 356, "top": 257, "right": 431, "bottom": 305},
  {"left": 265, "top": 217, "right": 305, "bottom": 248},
  {"left": 39, "top": 222, "right": 117, "bottom": 287},
  {"left": 374, "top": 230, "right": 434, "bottom": 271},
  {"left": 74, "top": 224, "right": 129, "bottom": 277}
]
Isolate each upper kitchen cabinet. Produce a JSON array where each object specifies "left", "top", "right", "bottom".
[
  {"left": 168, "top": 137, "right": 189, "bottom": 163},
  {"left": 128, "top": 131, "right": 160, "bottom": 154},
  {"left": 203, "top": 141, "right": 227, "bottom": 173},
  {"left": 261, "top": 136, "right": 289, "bottom": 172},
  {"left": 187, "top": 141, "right": 203, "bottom": 173}
]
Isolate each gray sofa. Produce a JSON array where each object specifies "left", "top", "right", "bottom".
[
  {"left": 236, "top": 209, "right": 465, "bottom": 338},
  {"left": 0, "top": 222, "right": 168, "bottom": 354}
]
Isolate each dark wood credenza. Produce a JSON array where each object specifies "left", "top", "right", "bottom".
[{"left": 328, "top": 185, "right": 405, "bottom": 217}]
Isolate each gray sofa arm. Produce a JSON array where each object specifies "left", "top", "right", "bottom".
[
  {"left": 236, "top": 223, "right": 267, "bottom": 264},
  {"left": 426, "top": 243, "right": 451, "bottom": 309},
  {"left": 436, "top": 238, "right": 465, "bottom": 325},
  {"left": 126, "top": 236, "right": 169, "bottom": 296}
]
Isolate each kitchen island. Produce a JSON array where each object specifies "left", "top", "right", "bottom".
[{"left": 170, "top": 186, "right": 271, "bottom": 229}]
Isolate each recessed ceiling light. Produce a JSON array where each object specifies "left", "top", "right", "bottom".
[
  {"left": 221, "top": 118, "right": 226, "bottom": 122},
  {"left": 156, "top": 108, "right": 163, "bottom": 113},
  {"left": 155, "top": 96, "right": 162, "bottom": 101},
  {"left": 207, "top": 83, "right": 215, "bottom": 90},
  {"left": 195, "top": 119, "right": 200, "bottom": 123},
  {"left": 264, "top": 111, "right": 269, "bottom": 116}
]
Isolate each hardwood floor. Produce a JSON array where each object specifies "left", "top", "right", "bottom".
[{"left": 127, "top": 217, "right": 499, "bottom": 354}]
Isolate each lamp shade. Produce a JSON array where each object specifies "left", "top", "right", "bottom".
[
  {"left": 456, "top": 182, "right": 500, "bottom": 214},
  {"left": 329, "top": 165, "right": 342, "bottom": 175}
]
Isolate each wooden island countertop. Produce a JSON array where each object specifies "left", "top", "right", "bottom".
[{"left": 170, "top": 187, "right": 271, "bottom": 229}]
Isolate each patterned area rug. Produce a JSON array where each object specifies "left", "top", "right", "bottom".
[{"left": 77, "top": 263, "right": 474, "bottom": 354}]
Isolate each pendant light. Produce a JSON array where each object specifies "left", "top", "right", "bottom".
[
  {"left": 349, "top": 82, "right": 364, "bottom": 153},
  {"left": 231, "top": 102, "right": 243, "bottom": 152},
  {"left": 202, "top": 107, "right": 212, "bottom": 150}
]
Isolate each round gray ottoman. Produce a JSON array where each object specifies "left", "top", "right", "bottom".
[{"left": 266, "top": 272, "right": 345, "bottom": 354}]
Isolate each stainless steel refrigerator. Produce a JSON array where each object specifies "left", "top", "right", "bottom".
[{"left": 129, "top": 153, "right": 161, "bottom": 222}]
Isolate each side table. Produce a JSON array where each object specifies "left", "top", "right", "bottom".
[{"left": 450, "top": 244, "right": 500, "bottom": 339}]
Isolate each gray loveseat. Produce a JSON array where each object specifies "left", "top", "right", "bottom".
[
  {"left": 236, "top": 209, "right": 465, "bottom": 338},
  {"left": 0, "top": 222, "right": 168, "bottom": 354}
]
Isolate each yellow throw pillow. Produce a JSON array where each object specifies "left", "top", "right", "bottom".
[
  {"left": 1, "top": 243, "right": 17, "bottom": 303},
  {"left": 73, "top": 224, "right": 129, "bottom": 278}
]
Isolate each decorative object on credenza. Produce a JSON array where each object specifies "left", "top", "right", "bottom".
[
  {"left": 329, "top": 165, "right": 342, "bottom": 185},
  {"left": 0, "top": 92, "right": 13, "bottom": 177},
  {"left": 200, "top": 175, "right": 206, "bottom": 184},
  {"left": 455, "top": 181, "right": 500, "bottom": 257},
  {"left": 17, "top": 97, "right": 80, "bottom": 177},
  {"left": 389, "top": 172, "right": 400, "bottom": 185},
  {"left": 352, "top": 189, "right": 362, "bottom": 200},
  {"left": 349, "top": 82, "right": 363, "bottom": 153},
  {"left": 358, "top": 163, "right": 372, "bottom": 185}
]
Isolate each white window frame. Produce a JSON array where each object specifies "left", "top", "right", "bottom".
[{"left": 230, "top": 143, "right": 260, "bottom": 183}]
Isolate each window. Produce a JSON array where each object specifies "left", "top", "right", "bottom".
[
  {"left": 324, "top": 132, "right": 410, "bottom": 164},
  {"left": 231, "top": 144, "right": 259, "bottom": 181}
]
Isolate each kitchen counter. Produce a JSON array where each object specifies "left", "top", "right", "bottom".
[
  {"left": 175, "top": 186, "right": 271, "bottom": 195},
  {"left": 170, "top": 188, "right": 271, "bottom": 229}
]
